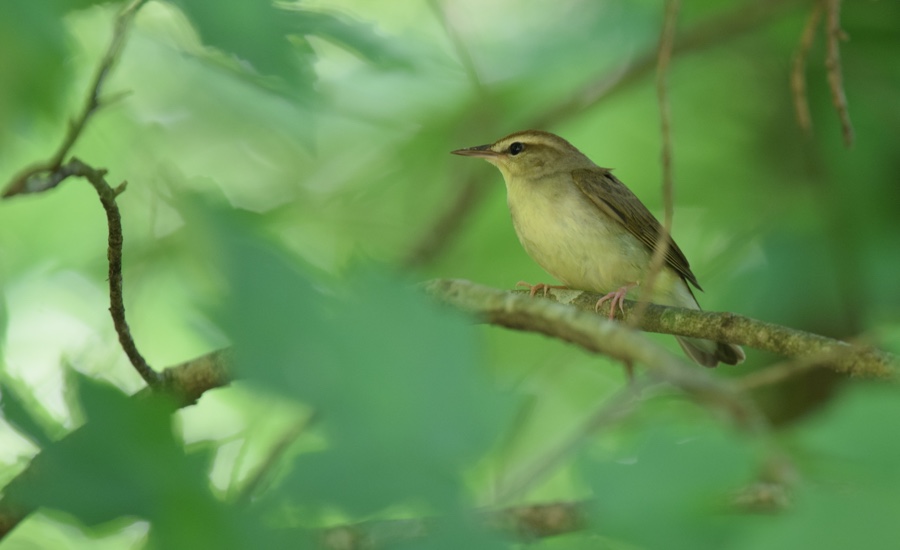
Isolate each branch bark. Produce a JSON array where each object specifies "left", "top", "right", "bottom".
[
  {"left": 424, "top": 279, "right": 775, "bottom": 435},
  {"left": 423, "top": 278, "right": 897, "bottom": 379}
]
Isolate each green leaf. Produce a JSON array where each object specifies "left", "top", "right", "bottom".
[
  {"left": 793, "top": 384, "right": 900, "bottom": 481},
  {"left": 168, "top": 0, "right": 314, "bottom": 92},
  {"left": 0, "top": 379, "right": 57, "bottom": 448},
  {"left": 209, "top": 206, "right": 513, "bottom": 516},
  {"left": 392, "top": 513, "right": 508, "bottom": 550},
  {"left": 582, "top": 425, "right": 756, "bottom": 550},
  {"left": 734, "top": 386, "right": 900, "bottom": 550},
  {"left": 3, "top": 372, "right": 261, "bottom": 547},
  {"left": 0, "top": 1, "right": 72, "bottom": 138},
  {"left": 282, "top": 8, "right": 409, "bottom": 68},
  {"left": 49, "top": 0, "right": 126, "bottom": 12}
]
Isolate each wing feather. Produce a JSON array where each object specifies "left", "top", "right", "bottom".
[{"left": 571, "top": 168, "right": 701, "bottom": 290}]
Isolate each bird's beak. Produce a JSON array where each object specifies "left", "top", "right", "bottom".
[{"left": 451, "top": 144, "right": 499, "bottom": 158}]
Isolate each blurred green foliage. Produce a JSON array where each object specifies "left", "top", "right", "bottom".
[{"left": 0, "top": 0, "right": 899, "bottom": 548}]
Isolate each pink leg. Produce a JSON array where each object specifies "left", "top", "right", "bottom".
[
  {"left": 594, "top": 283, "right": 637, "bottom": 320},
  {"left": 516, "top": 281, "right": 568, "bottom": 298}
]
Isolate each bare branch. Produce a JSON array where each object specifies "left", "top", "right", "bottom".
[
  {"left": 423, "top": 279, "right": 772, "bottom": 433},
  {"left": 153, "top": 349, "right": 233, "bottom": 405},
  {"left": 423, "top": 279, "right": 897, "bottom": 379},
  {"left": 40, "top": 159, "right": 156, "bottom": 385}
]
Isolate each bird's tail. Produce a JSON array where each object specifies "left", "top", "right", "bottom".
[
  {"left": 665, "top": 279, "right": 745, "bottom": 368},
  {"left": 676, "top": 336, "right": 745, "bottom": 368}
]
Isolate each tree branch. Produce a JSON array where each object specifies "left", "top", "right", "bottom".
[
  {"left": 66, "top": 159, "right": 159, "bottom": 385},
  {"left": 423, "top": 279, "right": 772, "bottom": 434},
  {"left": 423, "top": 279, "right": 897, "bottom": 379}
]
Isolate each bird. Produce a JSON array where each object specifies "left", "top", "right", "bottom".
[{"left": 451, "top": 129, "right": 744, "bottom": 367}]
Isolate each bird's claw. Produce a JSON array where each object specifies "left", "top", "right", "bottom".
[
  {"left": 594, "top": 283, "right": 637, "bottom": 320},
  {"left": 516, "top": 281, "right": 568, "bottom": 298}
]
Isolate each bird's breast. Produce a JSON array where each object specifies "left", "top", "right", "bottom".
[{"left": 505, "top": 175, "right": 651, "bottom": 295}]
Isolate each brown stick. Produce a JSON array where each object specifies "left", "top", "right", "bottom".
[
  {"left": 423, "top": 279, "right": 897, "bottom": 379},
  {"left": 823, "top": 0, "right": 854, "bottom": 147},
  {"left": 791, "top": 2, "right": 822, "bottom": 135},
  {"left": 632, "top": 0, "right": 680, "bottom": 326}
]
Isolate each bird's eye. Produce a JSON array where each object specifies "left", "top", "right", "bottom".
[{"left": 509, "top": 142, "right": 525, "bottom": 156}]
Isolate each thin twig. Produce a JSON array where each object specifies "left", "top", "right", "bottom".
[
  {"left": 67, "top": 158, "right": 158, "bottom": 386},
  {"left": 631, "top": 0, "right": 680, "bottom": 327},
  {"left": 823, "top": 0, "right": 854, "bottom": 147},
  {"left": 0, "top": 0, "right": 155, "bottom": 382},
  {"left": 791, "top": 2, "right": 822, "bottom": 135},
  {"left": 2, "top": 0, "right": 146, "bottom": 198}
]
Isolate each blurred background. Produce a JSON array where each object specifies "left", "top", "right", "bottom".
[{"left": 1, "top": 0, "right": 899, "bottom": 547}]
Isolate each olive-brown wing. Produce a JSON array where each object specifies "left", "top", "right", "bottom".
[{"left": 571, "top": 168, "right": 701, "bottom": 290}]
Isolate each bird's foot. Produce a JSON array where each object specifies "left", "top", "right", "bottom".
[
  {"left": 516, "top": 281, "right": 568, "bottom": 298},
  {"left": 594, "top": 283, "right": 638, "bottom": 320}
]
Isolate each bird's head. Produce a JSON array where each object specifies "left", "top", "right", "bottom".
[{"left": 451, "top": 130, "right": 594, "bottom": 181}]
